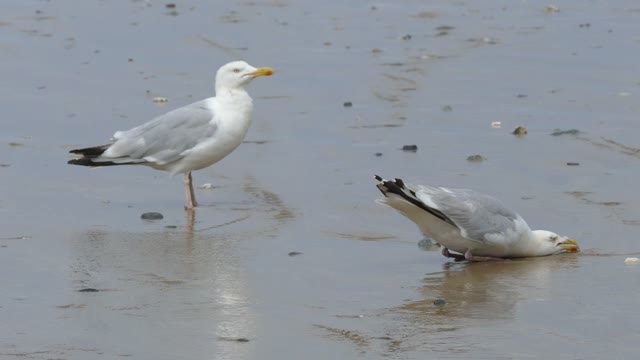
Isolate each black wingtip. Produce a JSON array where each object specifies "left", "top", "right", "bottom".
[
  {"left": 68, "top": 158, "right": 97, "bottom": 166},
  {"left": 68, "top": 144, "right": 121, "bottom": 167},
  {"left": 68, "top": 144, "right": 110, "bottom": 157},
  {"left": 374, "top": 175, "right": 389, "bottom": 196},
  {"left": 68, "top": 158, "right": 123, "bottom": 167},
  {"left": 374, "top": 176, "right": 457, "bottom": 227},
  {"left": 374, "top": 175, "right": 410, "bottom": 197}
]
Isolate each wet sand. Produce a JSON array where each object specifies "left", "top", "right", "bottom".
[{"left": 2, "top": 1, "right": 640, "bottom": 359}]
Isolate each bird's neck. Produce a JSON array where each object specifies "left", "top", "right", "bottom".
[
  {"left": 214, "top": 88, "right": 254, "bottom": 123},
  {"left": 216, "top": 87, "right": 253, "bottom": 106},
  {"left": 215, "top": 86, "right": 249, "bottom": 98},
  {"left": 519, "top": 230, "right": 553, "bottom": 256}
]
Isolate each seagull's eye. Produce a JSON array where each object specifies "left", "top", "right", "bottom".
[
  {"left": 550, "top": 235, "right": 558, "bottom": 242},
  {"left": 232, "top": 68, "right": 241, "bottom": 73}
]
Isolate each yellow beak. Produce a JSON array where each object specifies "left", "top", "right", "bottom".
[
  {"left": 249, "top": 67, "right": 274, "bottom": 77},
  {"left": 560, "top": 239, "right": 580, "bottom": 253}
]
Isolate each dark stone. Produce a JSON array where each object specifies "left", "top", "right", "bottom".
[
  {"left": 417, "top": 238, "right": 439, "bottom": 251},
  {"left": 402, "top": 145, "right": 418, "bottom": 152},
  {"left": 512, "top": 126, "right": 528, "bottom": 136},
  {"left": 288, "top": 252, "right": 303, "bottom": 257},
  {"left": 343, "top": 101, "right": 353, "bottom": 107},
  {"left": 551, "top": 129, "right": 580, "bottom": 136},
  {"left": 141, "top": 212, "right": 163, "bottom": 220},
  {"left": 466, "top": 154, "right": 485, "bottom": 162},
  {"left": 78, "top": 288, "right": 99, "bottom": 292},
  {"left": 433, "top": 299, "right": 446, "bottom": 306}
]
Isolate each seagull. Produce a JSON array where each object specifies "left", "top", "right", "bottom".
[
  {"left": 68, "top": 61, "right": 274, "bottom": 209},
  {"left": 374, "top": 175, "right": 579, "bottom": 261}
]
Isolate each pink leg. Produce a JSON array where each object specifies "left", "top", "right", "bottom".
[
  {"left": 464, "top": 249, "right": 505, "bottom": 262},
  {"left": 442, "top": 247, "right": 465, "bottom": 261},
  {"left": 183, "top": 172, "right": 198, "bottom": 210}
]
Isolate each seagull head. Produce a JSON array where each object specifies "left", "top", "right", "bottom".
[
  {"left": 215, "top": 60, "right": 274, "bottom": 92},
  {"left": 531, "top": 230, "right": 580, "bottom": 255}
]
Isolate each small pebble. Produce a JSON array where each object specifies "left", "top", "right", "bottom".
[
  {"left": 545, "top": 5, "right": 560, "bottom": 13},
  {"left": 374, "top": 152, "right": 383, "bottom": 157},
  {"left": 566, "top": 162, "right": 580, "bottom": 166},
  {"left": 78, "top": 288, "right": 99, "bottom": 292},
  {"left": 551, "top": 129, "right": 580, "bottom": 136},
  {"left": 198, "top": 183, "right": 214, "bottom": 189},
  {"left": 164, "top": 225, "right": 177, "bottom": 229},
  {"left": 441, "top": 105, "right": 453, "bottom": 112},
  {"left": 153, "top": 97, "right": 168, "bottom": 103},
  {"left": 343, "top": 101, "right": 353, "bottom": 107},
  {"left": 467, "top": 154, "right": 485, "bottom": 162},
  {"left": 624, "top": 257, "right": 640, "bottom": 264},
  {"left": 516, "top": 94, "right": 527, "bottom": 98},
  {"left": 141, "top": 212, "right": 164, "bottom": 220},
  {"left": 371, "top": 48, "right": 382, "bottom": 54},
  {"left": 288, "top": 251, "right": 303, "bottom": 257},
  {"left": 433, "top": 299, "right": 447, "bottom": 306},
  {"left": 165, "top": 3, "right": 176, "bottom": 9},
  {"left": 219, "top": 337, "right": 250, "bottom": 343},
  {"left": 402, "top": 145, "right": 418, "bottom": 152},
  {"left": 401, "top": 34, "right": 412, "bottom": 40},
  {"left": 417, "top": 238, "right": 439, "bottom": 251},
  {"left": 481, "top": 37, "right": 498, "bottom": 44},
  {"left": 513, "top": 125, "right": 528, "bottom": 137},
  {"left": 491, "top": 121, "right": 502, "bottom": 128}
]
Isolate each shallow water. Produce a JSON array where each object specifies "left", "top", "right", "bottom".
[{"left": 2, "top": 0, "right": 640, "bottom": 359}]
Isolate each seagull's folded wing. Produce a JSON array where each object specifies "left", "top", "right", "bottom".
[
  {"left": 415, "top": 187, "right": 531, "bottom": 244},
  {"left": 103, "top": 100, "right": 219, "bottom": 165}
]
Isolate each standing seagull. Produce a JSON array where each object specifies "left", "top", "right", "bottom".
[
  {"left": 374, "top": 176, "right": 579, "bottom": 261},
  {"left": 68, "top": 61, "right": 274, "bottom": 209}
]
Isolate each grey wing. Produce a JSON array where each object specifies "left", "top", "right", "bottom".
[
  {"left": 104, "top": 100, "right": 218, "bottom": 165},
  {"left": 416, "top": 187, "right": 529, "bottom": 242}
]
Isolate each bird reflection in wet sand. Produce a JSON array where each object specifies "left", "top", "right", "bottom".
[
  {"left": 385, "top": 256, "right": 580, "bottom": 355},
  {"left": 69, "top": 207, "right": 258, "bottom": 358}
]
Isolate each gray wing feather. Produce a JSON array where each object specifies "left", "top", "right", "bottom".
[
  {"left": 416, "top": 186, "right": 524, "bottom": 242},
  {"left": 105, "top": 100, "right": 217, "bottom": 165}
]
